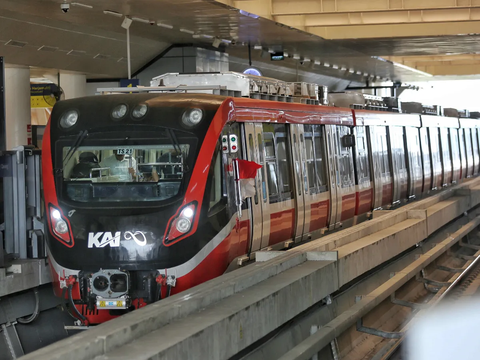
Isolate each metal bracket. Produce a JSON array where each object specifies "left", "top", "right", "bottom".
[
  {"left": 416, "top": 274, "right": 450, "bottom": 288},
  {"left": 390, "top": 292, "right": 427, "bottom": 309},
  {"left": 459, "top": 240, "right": 480, "bottom": 250},
  {"left": 356, "top": 317, "right": 403, "bottom": 339},
  {"left": 436, "top": 265, "right": 463, "bottom": 273},
  {"left": 454, "top": 253, "right": 476, "bottom": 261}
]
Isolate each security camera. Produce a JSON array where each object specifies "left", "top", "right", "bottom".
[
  {"left": 299, "top": 60, "right": 304, "bottom": 66},
  {"left": 61, "top": 3, "right": 70, "bottom": 13},
  {"left": 231, "top": 39, "right": 237, "bottom": 45}
]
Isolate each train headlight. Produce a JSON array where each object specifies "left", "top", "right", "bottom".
[
  {"left": 176, "top": 218, "right": 191, "bottom": 233},
  {"left": 49, "top": 205, "right": 73, "bottom": 247},
  {"left": 55, "top": 219, "right": 68, "bottom": 234},
  {"left": 165, "top": 202, "right": 197, "bottom": 244},
  {"left": 59, "top": 110, "right": 79, "bottom": 129},
  {"left": 132, "top": 104, "right": 148, "bottom": 119},
  {"left": 181, "top": 108, "right": 203, "bottom": 127},
  {"left": 112, "top": 104, "right": 128, "bottom": 119}
]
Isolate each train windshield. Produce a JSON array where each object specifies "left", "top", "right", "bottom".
[{"left": 62, "top": 144, "right": 190, "bottom": 203}]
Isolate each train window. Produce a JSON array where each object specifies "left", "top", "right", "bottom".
[
  {"left": 263, "top": 132, "right": 279, "bottom": 202},
  {"left": 248, "top": 134, "right": 259, "bottom": 205},
  {"left": 337, "top": 126, "right": 355, "bottom": 188},
  {"left": 305, "top": 136, "right": 316, "bottom": 192},
  {"left": 208, "top": 149, "right": 223, "bottom": 211},
  {"left": 440, "top": 128, "right": 452, "bottom": 168},
  {"left": 354, "top": 126, "right": 370, "bottom": 185},
  {"left": 276, "top": 137, "right": 292, "bottom": 197},
  {"left": 313, "top": 126, "right": 328, "bottom": 192},
  {"left": 62, "top": 143, "right": 192, "bottom": 203},
  {"left": 258, "top": 133, "right": 267, "bottom": 202}
]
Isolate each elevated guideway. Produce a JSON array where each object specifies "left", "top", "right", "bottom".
[{"left": 21, "top": 178, "right": 480, "bottom": 360}]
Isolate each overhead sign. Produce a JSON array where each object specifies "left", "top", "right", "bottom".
[{"left": 270, "top": 52, "right": 284, "bottom": 61}]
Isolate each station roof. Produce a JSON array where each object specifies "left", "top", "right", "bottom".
[{"left": 1, "top": 0, "right": 479, "bottom": 82}]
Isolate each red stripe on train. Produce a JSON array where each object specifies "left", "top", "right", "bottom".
[
  {"left": 269, "top": 208, "right": 295, "bottom": 246},
  {"left": 310, "top": 199, "right": 329, "bottom": 231}
]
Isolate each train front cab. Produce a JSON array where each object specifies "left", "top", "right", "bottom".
[{"left": 234, "top": 100, "right": 356, "bottom": 252}]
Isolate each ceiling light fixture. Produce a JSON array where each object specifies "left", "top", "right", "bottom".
[
  {"left": 254, "top": 44, "right": 263, "bottom": 50},
  {"left": 314, "top": 60, "right": 321, "bottom": 65},
  {"left": 323, "top": 62, "right": 330, "bottom": 67},
  {"left": 131, "top": 17, "right": 150, "bottom": 24},
  {"left": 72, "top": 2, "right": 92, "bottom": 9},
  {"left": 157, "top": 23, "right": 173, "bottom": 29},
  {"left": 202, "top": 34, "right": 213, "bottom": 39},
  {"left": 103, "top": 10, "right": 123, "bottom": 17},
  {"left": 180, "top": 28, "right": 194, "bottom": 34},
  {"left": 293, "top": 54, "right": 300, "bottom": 60}
]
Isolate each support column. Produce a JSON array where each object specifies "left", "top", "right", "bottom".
[
  {"left": 4, "top": 66, "right": 30, "bottom": 150},
  {"left": 58, "top": 73, "right": 86, "bottom": 99}
]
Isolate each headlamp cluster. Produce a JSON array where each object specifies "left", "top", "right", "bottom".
[{"left": 111, "top": 103, "right": 149, "bottom": 120}]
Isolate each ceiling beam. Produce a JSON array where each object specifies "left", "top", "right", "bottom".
[
  {"left": 275, "top": 8, "right": 480, "bottom": 28},
  {"left": 271, "top": 0, "right": 480, "bottom": 16},
  {"left": 307, "top": 21, "right": 480, "bottom": 39},
  {"left": 385, "top": 54, "right": 480, "bottom": 76}
]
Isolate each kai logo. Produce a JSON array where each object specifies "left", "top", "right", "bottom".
[
  {"left": 87, "top": 231, "right": 149, "bottom": 248},
  {"left": 88, "top": 232, "right": 121, "bottom": 248}
]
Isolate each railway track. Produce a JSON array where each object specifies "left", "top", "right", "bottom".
[{"left": 363, "top": 235, "right": 480, "bottom": 360}]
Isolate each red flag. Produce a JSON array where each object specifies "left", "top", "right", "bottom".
[{"left": 236, "top": 159, "right": 262, "bottom": 179}]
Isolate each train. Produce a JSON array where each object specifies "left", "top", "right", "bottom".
[{"left": 42, "top": 72, "right": 480, "bottom": 325}]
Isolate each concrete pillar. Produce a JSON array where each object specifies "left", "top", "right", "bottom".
[
  {"left": 59, "top": 73, "right": 86, "bottom": 99},
  {"left": 5, "top": 66, "right": 30, "bottom": 150}
]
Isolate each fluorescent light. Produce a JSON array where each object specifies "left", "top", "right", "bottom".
[
  {"left": 323, "top": 62, "right": 330, "bottom": 67},
  {"left": 103, "top": 10, "right": 122, "bottom": 17},
  {"left": 202, "top": 34, "right": 213, "bottom": 39},
  {"left": 254, "top": 44, "right": 262, "bottom": 50},
  {"left": 392, "top": 61, "right": 433, "bottom": 77},
  {"left": 314, "top": 60, "right": 321, "bottom": 65},
  {"left": 222, "top": 39, "right": 232, "bottom": 44},
  {"left": 332, "top": 64, "right": 338, "bottom": 69},
  {"left": 349, "top": 68, "right": 354, "bottom": 73},
  {"left": 284, "top": 52, "right": 289, "bottom": 57},
  {"left": 72, "top": 2, "right": 92, "bottom": 8},
  {"left": 293, "top": 54, "right": 300, "bottom": 60},
  {"left": 356, "top": 70, "right": 362, "bottom": 75},
  {"left": 340, "top": 67, "right": 347, "bottom": 71},
  {"left": 303, "top": 57, "right": 311, "bottom": 62},
  {"left": 157, "top": 23, "right": 173, "bottom": 29},
  {"left": 268, "top": 48, "right": 275, "bottom": 54},
  {"left": 180, "top": 28, "right": 194, "bottom": 34},
  {"left": 132, "top": 17, "right": 150, "bottom": 24}
]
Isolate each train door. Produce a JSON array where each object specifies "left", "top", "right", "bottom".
[
  {"left": 458, "top": 128, "right": 467, "bottom": 180},
  {"left": 325, "top": 125, "right": 355, "bottom": 228},
  {"left": 428, "top": 128, "right": 442, "bottom": 190},
  {"left": 353, "top": 125, "right": 372, "bottom": 221},
  {"left": 368, "top": 125, "right": 392, "bottom": 209},
  {"left": 405, "top": 127, "right": 423, "bottom": 200},
  {"left": 464, "top": 128, "right": 474, "bottom": 177},
  {"left": 472, "top": 128, "right": 480, "bottom": 175},
  {"left": 419, "top": 127, "right": 432, "bottom": 194},
  {"left": 303, "top": 125, "right": 329, "bottom": 234},
  {"left": 261, "top": 123, "right": 295, "bottom": 247},
  {"left": 449, "top": 129, "right": 461, "bottom": 184},
  {"left": 388, "top": 126, "right": 408, "bottom": 206},
  {"left": 244, "top": 123, "right": 269, "bottom": 251},
  {"left": 439, "top": 128, "right": 453, "bottom": 185},
  {"left": 290, "top": 124, "right": 307, "bottom": 242}
]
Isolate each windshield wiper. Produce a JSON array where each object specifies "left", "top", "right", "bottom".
[
  {"left": 62, "top": 130, "right": 89, "bottom": 167},
  {"left": 166, "top": 129, "right": 190, "bottom": 173}
]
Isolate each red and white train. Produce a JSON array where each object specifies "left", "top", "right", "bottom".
[{"left": 42, "top": 73, "right": 479, "bottom": 324}]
